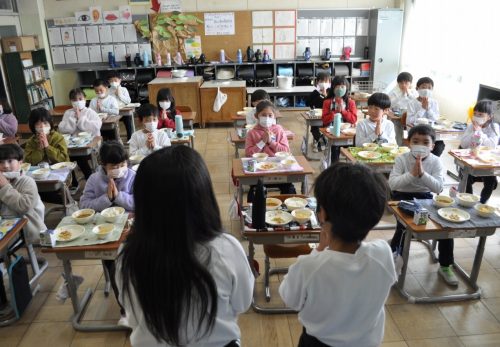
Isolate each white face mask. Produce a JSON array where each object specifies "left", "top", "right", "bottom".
[
  {"left": 259, "top": 116, "right": 275, "bottom": 128},
  {"left": 36, "top": 126, "right": 51, "bottom": 135},
  {"left": 144, "top": 121, "right": 158, "bottom": 132},
  {"left": 110, "top": 81, "right": 120, "bottom": 88},
  {"left": 473, "top": 116, "right": 488, "bottom": 125},
  {"left": 318, "top": 82, "right": 330, "bottom": 90},
  {"left": 159, "top": 101, "right": 171, "bottom": 110},
  {"left": 97, "top": 93, "right": 107, "bottom": 99},
  {"left": 418, "top": 89, "right": 432, "bottom": 98},
  {"left": 411, "top": 145, "right": 431, "bottom": 158},
  {"left": 108, "top": 166, "right": 127, "bottom": 179},
  {"left": 72, "top": 100, "right": 86, "bottom": 110},
  {"left": 3, "top": 171, "right": 20, "bottom": 180}
]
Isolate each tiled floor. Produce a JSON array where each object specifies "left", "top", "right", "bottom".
[{"left": 1, "top": 111, "right": 500, "bottom": 346}]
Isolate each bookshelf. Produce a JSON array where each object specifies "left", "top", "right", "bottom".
[{"left": 2, "top": 49, "right": 54, "bottom": 123}]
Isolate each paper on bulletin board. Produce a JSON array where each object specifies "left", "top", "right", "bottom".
[
  {"left": 332, "top": 18, "right": 345, "bottom": 36},
  {"left": 184, "top": 36, "right": 202, "bottom": 58},
  {"left": 139, "top": 43, "right": 152, "bottom": 57},
  {"left": 160, "top": 0, "right": 182, "bottom": 13},
  {"left": 262, "top": 44, "right": 273, "bottom": 59},
  {"left": 344, "top": 18, "right": 356, "bottom": 36},
  {"left": 61, "top": 27, "right": 75, "bottom": 45},
  {"left": 252, "top": 28, "right": 263, "bottom": 44},
  {"left": 89, "top": 6, "right": 103, "bottom": 24},
  {"left": 51, "top": 47, "right": 65, "bottom": 64},
  {"left": 86, "top": 26, "right": 100, "bottom": 44},
  {"left": 204, "top": 12, "right": 235, "bottom": 36},
  {"left": 75, "top": 11, "right": 91, "bottom": 25},
  {"left": 73, "top": 26, "right": 87, "bottom": 44},
  {"left": 111, "top": 25, "right": 125, "bottom": 42},
  {"left": 320, "top": 18, "right": 333, "bottom": 36},
  {"left": 114, "top": 44, "right": 126, "bottom": 61},
  {"left": 119, "top": 5, "right": 132, "bottom": 23},
  {"left": 332, "top": 37, "right": 343, "bottom": 55},
  {"left": 101, "top": 44, "right": 114, "bottom": 62},
  {"left": 252, "top": 11, "right": 272, "bottom": 27},
  {"left": 48, "top": 28, "right": 62, "bottom": 46},
  {"left": 275, "top": 28, "right": 295, "bottom": 43},
  {"left": 356, "top": 18, "right": 368, "bottom": 36},
  {"left": 88, "top": 45, "right": 102, "bottom": 62},
  {"left": 63, "top": 46, "right": 78, "bottom": 64},
  {"left": 296, "top": 38, "right": 309, "bottom": 57},
  {"left": 274, "top": 10, "right": 295, "bottom": 27},
  {"left": 262, "top": 28, "right": 273, "bottom": 43},
  {"left": 126, "top": 43, "right": 139, "bottom": 57},
  {"left": 309, "top": 38, "right": 320, "bottom": 56},
  {"left": 275, "top": 44, "right": 295, "bottom": 60},
  {"left": 319, "top": 38, "right": 332, "bottom": 55},
  {"left": 343, "top": 37, "right": 355, "bottom": 53},
  {"left": 123, "top": 24, "right": 138, "bottom": 42},
  {"left": 99, "top": 25, "right": 113, "bottom": 43},
  {"left": 296, "top": 19, "right": 308, "bottom": 36},
  {"left": 308, "top": 19, "right": 321, "bottom": 37},
  {"left": 53, "top": 17, "right": 76, "bottom": 26},
  {"left": 76, "top": 46, "right": 90, "bottom": 63}
]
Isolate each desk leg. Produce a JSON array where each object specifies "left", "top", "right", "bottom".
[
  {"left": 396, "top": 228, "right": 413, "bottom": 295},
  {"left": 468, "top": 236, "right": 487, "bottom": 284},
  {"left": 302, "top": 121, "right": 310, "bottom": 158},
  {"left": 234, "top": 145, "right": 239, "bottom": 159},
  {"left": 301, "top": 176, "right": 308, "bottom": 195},
  {"left": 458, "top": 168, "right": 470, "bottom": 193},
  {"left": 26, "top": 244, "right": 47, "bottom": 294}
]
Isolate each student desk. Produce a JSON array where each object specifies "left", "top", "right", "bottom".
[
  {"left": 229, "top": 129, "right": 295, "bottom": 158},
  {"left": 181, "top": 111, "right": 197, "bottom": 131},
  {"left": 29, "top": 169, "right": 74, "bottom": 217},
  {"left": 319, "top": 128, "right": 355, "bottom": 167},
  {"left": 301, "top": 112, "right": 324, "bottom": 160},
  {"left": 406, "top": 123, "right": 464, "bottom": 142},
  {"left": 340, "top": 147, "right": 395, "bottom": 174},
  {"left": 171, "top": 136, "right": 193, "bottom": 148},
  {"left": 388, "top": 202, "right": 496, "bottom": 303},
  {"left": 230, "top": 113, "right": 283, "bottom": 129},
  {"left": 42, "top": 229, "right": 130, "bottom": 332},
  {"left": 101, "top": 115, "right": 123, "bottom": 142},
  {"left": 118, "top": 105, "right": 138, "bottom": 134},
  {"left": 449, "top": 150, "right": 500, "bottom": 193},
  {"left": 68, "top": 136, "right": 102, "bottom": 172}
]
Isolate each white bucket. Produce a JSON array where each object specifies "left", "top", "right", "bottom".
[{"left": 277, "top": 76, "right": 293, "bottom": 90}]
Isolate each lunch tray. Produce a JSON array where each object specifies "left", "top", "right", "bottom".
[{"left": 242, "top": 204, "right": 321, "bottom": 232}]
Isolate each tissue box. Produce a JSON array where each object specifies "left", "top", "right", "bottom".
[
  {"left": 413, "top": 208, "right": 429, "bottom": 225},
  {"left": 39, "top": 229, "right": 56, "bottom": 247}
]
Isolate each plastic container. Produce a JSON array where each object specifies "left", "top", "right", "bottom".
[
  {"left": 277, "top": 76, "right": 293, "bottom": 90},
  {"left": 252, "top": 179, "right": 267, "bottom": 231},
  {"left": 333, "top": 113, "right": 342, "bottom": 137},
  {"left": 175, "top": 114, "right": 183, "bottom": 137},
  {"left": 220, "top": 49, "right": 225, "bottom": 63},
  {"left": 166, "top": 52, "right": 171, "bottom": 66},
  {"left": 236, "top": 49, "right": 242, "bottom": 64}
]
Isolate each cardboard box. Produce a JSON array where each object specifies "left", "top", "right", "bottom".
[{"left": 1, "top": 36, "right": 37, "bottom": 53}]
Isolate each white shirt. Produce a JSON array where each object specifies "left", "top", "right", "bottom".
[
  {"left": 279, "top": 240, "right": 397, "bottom": 347},
  {"left": 389, "top": 87, "right": 418, "bottom": 111},
  {"left": 406, "top": 97, "right": 440, "bottom": 125},
  {"left": 128, "top": 129, "right": 171, "bottom": 156},
  {"left": 89, "top": 95, "right": 119, "bottom": 115},
  {"left": 389, "top": 152, "right": 444, "bottom": 193},
  {"left": 109, "top": 86, "right": 131, "bottom": 108},
  {"left": 116, "top": 233, "right": 254, "bottom": 347},
  {"left": 58, "top": 107, "right": 102, "bottom": 137},
  {"left": 355, "top": 117, "right": 396, "bottom": 146},
  {"left": 460, "top": 122, "right": 499, "bottom": 149}
]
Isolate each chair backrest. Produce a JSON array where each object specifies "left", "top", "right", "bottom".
[
  {"left": 176, "top": 105, "right": 192, "bottom": 112},
  {"left": 52, "top": 105, "right": 72, "bottom": 114},
  {"left": 156, "top": 70, "right": 172, "bottom": 78}
]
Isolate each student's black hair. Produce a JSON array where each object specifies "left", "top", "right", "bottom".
[
  {"left": 368, "top": 92, "right": 391, "bottom": 109},
  {"left": 327, "top": 76, "right": 352, "bottom": 110},
  {"left": 251, "top": 89, "right": 270, "bottom": 104},
  {"left": 408, "top": 124, "right": 436, "bottom": 143},
  {"left": 107, "top": 71, "right": 121, "bottom": 80},
  {"left": 156, "top": 88, "right": 176, "bottom": 117},
  {"left": 99, "top": 141, "right": 128, "bottom": 165},
  {"left": 69, "top": 88, "right": 86, "bottom": 100},
  {"left": 416, "top": 77, "right": 434, "bottom": 88},
  {"left": 254, "top": 100, "right": 277, "bottom": 118},
  {"left": 136, "top": 103, "right": 158, "bottom": 120},
  {"left": 474, "top": 99, "right": 493, "bottom": 115},
  {"left": 0, "top": 144, "right": 24, "bottom": 161},
  {"left": 0, "top": 99, "right": 12, "bottom": 114},
  {"left": 315, "top": 72, "right": 331, "bottom": 84},
  {"left": 119, "top": 146, "right": 221, "bottom": 345},
  {"left": 314, "top": 162, "right": 388, "bottom": 243},
  {"left": 397, "top": 72, "right": 413, "bottom": 83},
  {"left": 93, "top": 79, "right": 108, "bottom": 88},
  {"left": 28, "top": 108, "right": 53, "bottom": 134}
]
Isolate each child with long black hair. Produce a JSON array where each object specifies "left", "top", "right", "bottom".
[
  {"left": 116, "top": 146, "right": 253, "bottom": 346},
  {"left": 155, "top": 88, "right": 181, "bottom": 130}
]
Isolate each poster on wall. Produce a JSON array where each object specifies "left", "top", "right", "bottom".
[
  {"left": 204, "top": 12, "right": 235, "bottom": 36},
  {"left": 184, "top": 36, "right": 202, "bottom": 58},
  {"left": 119, "top": 5, "right": 133, "bottom": 23},
  {"left": 75, "top": 11, "right": 92, "bottom": 25},
  {"left": 89, "top": 6, "right": 103, "bottom": 24},
  {"left": 160, "top": 0, "right": 182, "bottom": 13},
  {"left": 103, "top": 11, "right": 121, "bottom": 24}
]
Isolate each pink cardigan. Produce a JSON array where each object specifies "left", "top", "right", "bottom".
[{"left": 245, "top": 124, "right": 290, "bottom": 157}]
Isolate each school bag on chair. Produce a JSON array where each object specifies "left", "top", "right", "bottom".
[{"left": 8, "top": 256, "right": 32, "bottom": 319}]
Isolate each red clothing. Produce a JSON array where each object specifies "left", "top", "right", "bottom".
[
  {"left": 322, "top": 98, "right": 358, "bottom": 126},
  {"left": 245, "top": 124, "right": 290, "bottom": 157},
  {"left": 157, "top": 108, "right": 181, "bottom": 129}
]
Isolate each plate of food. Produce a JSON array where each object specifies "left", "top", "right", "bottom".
[
  {"left": 437, "top": 208, "right": 471, "bottom": 223},
  {"left": 265, "top": 210, "right": 293, "bottom": 226},
  {"left": 256, "top": 162, "right": 279, "bottom": 171},
  {"left": 342, "top": 128, "right": 356, "bottom": 135},
  {"left": 54, "top": 225, "right": 85, "bottom": 242},
  {"left": 357, "top": 151, "right": 382, "bottom": 160},
  {"left": 50, "top": 162, "right": 76, "bottom": 170}
]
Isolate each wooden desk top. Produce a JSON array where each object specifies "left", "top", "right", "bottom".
[
  {"left": 406, "top": 123, "right": 464, "bottom": 135},
  {"left": 74, "top": 136, "right": 102, "bottom": 150},
  {"left": 181, "top": 111, "right": 196, "bottom": 121},
  {"left": 229, "top": 129, "right": 294, "bottom": 144},
  {"left": 319, "top": 127, "right": 355, "bottom": 140},
  {"left": 300, "top": 112, "right": 322, "bottom": 121},
  {"left": 448, "top": 150, "right": 500, "bottom": 170},
  {"left": 387, "top": 202, "right": 444, "bottom": 232},
  {"left": 230, "top": 114, "right": 283, "bottom": 121},
  {"left": 232, "top": 155, "right": 314, "bottom": 178},
  {"left": 102, "top": 115, "right": 122, "bottom": 123},
  {"left": 0, "top": 219, "right": 27, "bottom": 251},
  {"left": 43, "top": 230, "right": 128, "bottom": 254}
]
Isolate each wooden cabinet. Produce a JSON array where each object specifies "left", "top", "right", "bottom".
[
  {"left": 200, "top": 81, "right": 246, "bottom": 127},
  {"left": 147, "top": 76, "right": 203, "bottom": 125}
]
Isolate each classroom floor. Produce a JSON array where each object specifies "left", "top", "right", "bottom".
[{"left": 2, "top": 111, "right": 500, "bottom": 346}]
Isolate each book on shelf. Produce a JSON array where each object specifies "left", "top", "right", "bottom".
[{"left": 27, "top": 79, "right": 53, "bottom": 105}]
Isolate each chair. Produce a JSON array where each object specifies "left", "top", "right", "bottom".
[
  {"left": 176, "top": 105, "right": 192, "bottom": 112},
  {"left": 51, "top": 105, "right": 72, "bottom": 115}
]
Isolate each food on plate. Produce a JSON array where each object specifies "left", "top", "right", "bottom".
[
  {"left": 437, "top": 196, "right": 452, "bottom": 203},
  {"left": 266, "top": 200, "right": 280, "bottom": 207},
  {"left": 257, "top": 162, "right": 277, "bottom": 171},
  {"left": 272, "top": 217, "right": 285, "bottom": 224},
  {"left": 448, "top": 213, "right": 461, "bottom": 221},
  {"left": 357, "top": 151, "right": 382, "bottom": 160},
  {"left": 58, "top": 230, "right": 72, "bottom": 240}
]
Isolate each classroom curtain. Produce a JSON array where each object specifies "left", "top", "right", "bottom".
[{"left": 399, "top": 0, "right": 500, "bottom": 121}]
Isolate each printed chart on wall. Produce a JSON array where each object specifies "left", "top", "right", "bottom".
[
  {"left": 46, "top": 5, "right": 150, "bottom": 69},
  {"left": 252, "top": 10, "right": 296, "bottom": 60}
]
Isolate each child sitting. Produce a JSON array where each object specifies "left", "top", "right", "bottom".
[
  {"left": 460, "top": 100, "right": 499, "bottom": 203},
  {"left": 245, "top": 100, "right": 296, "bottom": 200},
  {"left": 24, "top": 108, "right": 69, "bottom": 165},
  {"left": 156, "top": 88, "right": 181, "bottom": 130},
  {"left": 355, "top": 92, "right": 396, "bottom": 146},
  {"left": 279, "top": 162, "right": 396, "bottom": 347},
  {"left": 89, "top": 79, "right": 119, "bottom": 116},
  {"left": 129, "top": 103, "right": 171, "bottom": 156},
  {"left": 0, "top": 99, "right": 18, "bottom": 137},
  {"left": 308, "top": 72, "right": 330, "bottom": 152},
  {"left": 388, "top": 72, "right": 418, "bottom": 145},
  {"left": 0, "top": 144, "right": 46, "bottom": 317},
  {"left": 108, "top": 71, "right": 133, "bottom": 140},
  {"left": 388, "top": 125, "right": 457, "bottom": 285},
  {"left": 247, "top": 89, "right": 271, "bottom": 126},
  {"left": 407, "top": 77, "right": 444, "bottom": 156}
]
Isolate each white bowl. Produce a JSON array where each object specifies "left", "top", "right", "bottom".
[
  {"left": 78, "top": 132, "right": 91, "bottom": 139},
  {"left": 284, "top": 197, "right": 308, "bottom": 211},
  {"left": 101, "top": 206, "right": 125, "bottom": 223},
  {"left": 291, "top": 208, "right": 312, "bottom": 224},
  {"left": 92, "top": 223, "right": 114, "bottom": 240},
  {"left": 71, "top": 209, "right": 95, "bottom": 224},
  {"left": 32, "top": 168, "right": 50, "bottom": 180},
  {"left": 252, "top": 153, "right": 268, "bottom": 162},
  {"left": 281, "top": 158, "right": 297, "bottom": 169},
  {"left": 474, "top": 204, "right": 496, "bottom": 218},
  {"left": 381, "top": 143, "right": 398, "bottom": 152},
  {"left": 266, "top": 197, "right": 282, "bottom": 211},
  {"left": 457, "top": 193, "right": 480, "bottom": 207},
  {"left": 275, "top": 151, "right": 292, "bottom": 159},
  {"left": 416, "top": 118, "right": 430, "bottom": 125},
  {"left": 433, "top": 195, "right": 454, "bottom": 208},
  {"left": 362, "top": 143, "right": 379, "bottom": 151},
  {"left": 171, "top": 69, "right": 187, "bottom": 78}
]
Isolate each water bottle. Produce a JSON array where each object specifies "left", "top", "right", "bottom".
[
  {"left": 303, "top": 47, "right": 311, "bottom": 61},
  {"left": 236, "top": 49, "right": 242, "bottom": 64},
  {"left": 246, "top": 46, "right": 254, "bottom": 62},
  {"left": 166, "top": 52, "right": 171, "bottom": 66},
  {"left": 333, "top": 113, "right": 342, "bottom": 137},
  {"left": 108, "top": 52, "right": 114, "bottom": 68},
  {"left": 252, "top": 179, "right": 267, "bottom": 231},
  {"left": 175, "top": 114, "right": 184, "bottom": 138},
  {"left": 262, "top": 49, "right": 270, "bottom": 63},
  {"left": 155, "top": 53, "right": 161, "bottom": 66},
  {"left": 220, "top": 49, "right": 225, "bottom": 63},
  {"left": 142, "top": 50, "right": 149, "bottom": 67}
]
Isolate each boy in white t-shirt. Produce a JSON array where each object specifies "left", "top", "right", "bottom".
[
  {"left": 108, "top": 71, "right": 133, "bottom": 140},
  {"left": 355, "top": 92, "right": 396, "bottom": 146},
  {"left": 279, "top": 162, "right": 397, "bottom": 347},
  {"left": 388, "top": 72, "right": 418, "bottom": 145},
  {"left": 129, "top": 103, "right": 171, "bottom": 157}
]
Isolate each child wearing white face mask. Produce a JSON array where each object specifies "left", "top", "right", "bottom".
[
  {"left": 308, "top": 72, "right": 331, "bottom": 152},
  {"left": 89, "top": 79, "right": 119, "bottom": 116},
  {"left": 460, "top": 100, "right": 499, "bottom": 203},
  {"left": 156, "top": 88, "right": 181, "bottom": 130},
  {"left": 129, "top": 103, "right": 171, "bottom": 157},
  {"left": 108, "top": 72, "right": 133, "bottom": 140}
]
